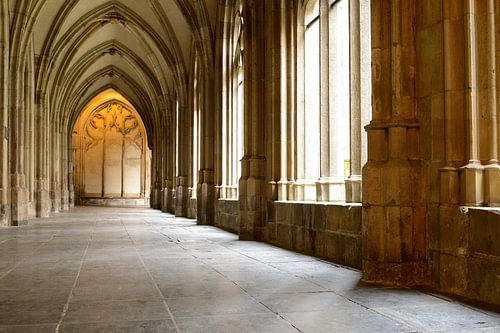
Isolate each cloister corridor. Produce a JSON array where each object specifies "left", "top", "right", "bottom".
[{"left": 0, "top": 207, "right": 498, "bottom": 333}]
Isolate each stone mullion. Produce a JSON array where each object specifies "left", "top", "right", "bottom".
[
  {"left": 440, "top": 1, "right": 465, "bottom": 205},
  {"left": 295, "top": 4, "right": 306, "bottom": 200},
  {"left": 175, "top": 102, "right": 189, "bottom": 217},
  {"left": 229, "top": 44, "right": 237, "bottom": 197},
  {"left": 482, "top": 0, "right": 500, "bottom": 205},
  {"left": 168, "top": 98, "right": 177, "bottom": 213},
  {"left": 214, "top": 11, "right": 224, "bottom": 204},
  {"left": 163, "top": 112, "right": 169, "bottom": 210},
  {"left": 346, "top": 0, "right": 362, "bottom": 203},
  {"left": 276, "top": 0, "right": 287, "bottom": 201},
  {"left": 460, "top": 0, "right": 483, "bottom": 206},
  {"left": 222, "top": 27, "right": 231, "bottom": 199},
  {"left": 464, "top": 0, "right": 480, "bottom": 163},
  {"left": 287, "top": 0, "right": 297, "bottom": 199},
  {"left": 316, "top": 0, "right": 331, "bottom": 202}
]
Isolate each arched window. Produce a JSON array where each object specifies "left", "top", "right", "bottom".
[
  {"left": 297, "top": 0, "right": 359, "bottom": 202},
  {"left": 302, "top": 0, "right": 321, "bottom": 201}
]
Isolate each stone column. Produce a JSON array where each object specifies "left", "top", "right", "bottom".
[
  {"left": 198, "top": 71, "right": 215, "bottom": 225},
  {"left": 175, "top": 102, "right": 189, "bottom": 217},
  {"left": 60, "top": 132, "right": 70, "bottom": 211},
  {"left": 68, "top": 144, "right": 75, "bottom": 208},
  {"left": 0, "top": 0, "right": 9, "bottom": 226},
  {"left": 239, "top": 0, "right": 267, "bottom": 240},
  {"left": 10, "top": 60, "right": 28, "bottom": 225},
  {"left": 35, "top": 93, "right": 50, "bottom": 217},
  {"left": 50, "top": 125, "right": 62, "bottom": 213},
  {"left": 363, "top": 0, "right": 426, "bottom": 285},
  {"left": 160, "top": 109, "right": 169, "bottom": 213}
]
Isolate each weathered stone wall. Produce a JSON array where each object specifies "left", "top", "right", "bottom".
[
  {"left": 432, "top": 207, "right": 500, "bottom": 305},
  {"left": 269, "top": 202, "right": 362, "bottom": 269},
  {"left": 214, "top": 199, "right": 240, "bottom": 234}
]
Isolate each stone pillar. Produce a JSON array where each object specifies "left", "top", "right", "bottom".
[
  {"left": 363, "top": 0, "right": 426, "bottom": 285},
  {"left": 198, "top": 71, "right": 215, "bottom": 225},
  {"left": 60, "top": 134, "right": 69, "bottom": 211},
  {"left": 35, "top": 94, "right": 50, "bottom": 217},
  {"left": 50, "top": 125, "right": 62, "bottom": 213},
  {"left": 239, "top": 0, "right": 267, "bottom": 240},
  {"left": 10, "top": 63, "right": 28, "bottom": 225},
  {"left": 0, "top": 0, "right": 9, "bottom": 226},
  {"left": 175, "top": 103, "right": 189, "bottom": 217}
]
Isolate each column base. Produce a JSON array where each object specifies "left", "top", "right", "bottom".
[
  {"left": 11, "top": 174, "right": 28, "bottom": 226},
  {"left": 36, "top": 186, "right": 51, "bottom": 218},
  {"left": 277, "top": 180, "right": 295, "bottom": 201},
  {"left": 175, "top": 184, "right": 189, "bottom": 217},
  {"left": 51, "top": 180, "right": 61, "bottom": 213},
  {"left": 239, "top": 175, "right": 268, "bottom": 242},
  {"left": 294, "top": 179, "right": 316, "bottom": 201},
  {"left": 316, "top": 177, "right": 345, "bottom": 202},
  {"left": 0, "top": 202, "right": 9, "bottom": 227},
  {"left": 483, "top": 164, "right": 500, "bottom": 206},
  {"left": 61, "top": 189, "right": 70, "bottom": 211},
  {"left": 198, "top": 181, "right": 215, "bottom": 225},
  {"left": 345, "top": 175, "right": 362, "bottom": 203},
  {"left": 459, "top": 162, "right": 484, "bottom": 206}
]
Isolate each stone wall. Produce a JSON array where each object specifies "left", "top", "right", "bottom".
[
  {"left": 432, "top": 208, "right": 500, "bottom": 305},
  {"left": 214, "top": 199, "right": 240, "bottom": 234},
  {"left": 269, "top": 202, "right": 362, "bottom": 269}
]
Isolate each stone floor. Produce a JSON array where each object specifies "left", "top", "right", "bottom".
[{"left": 0, "top": 207, "right": 498, "bottom": 333}]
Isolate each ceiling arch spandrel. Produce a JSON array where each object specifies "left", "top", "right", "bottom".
[
  {"left": 60, "top": 65, "right": 160, "bottom": 120},
  {"left": 156, "top": 0, "right": 192, "bottom": 65},
  {"left": 75, "top": 55, "right": 140, "bottom": 86},
  {"left": 66, "top": 24, "right": 147, "bottom": 69},
  {"left": 32, "top": 0, "right": 63, "bottom": 55}
]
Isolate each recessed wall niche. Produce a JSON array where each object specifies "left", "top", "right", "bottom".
[{"left": 72, "top": 93, "right": 151, "bottom": 207}]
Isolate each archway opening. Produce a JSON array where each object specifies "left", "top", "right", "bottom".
[{"left": 72, "top": 89, "right": 151, "bottom": 207}]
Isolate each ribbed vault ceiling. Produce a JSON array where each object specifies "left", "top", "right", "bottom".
[{"left": 10, "top": 0, "right": 217, "bottom": 136}]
